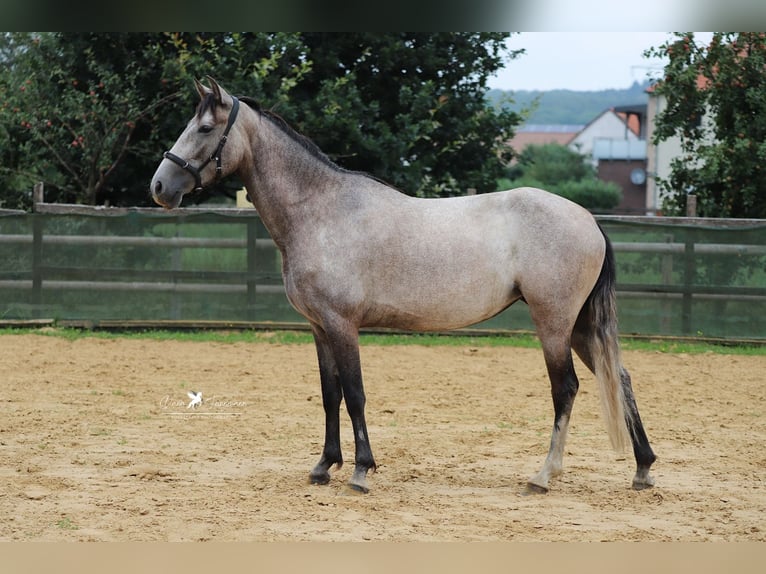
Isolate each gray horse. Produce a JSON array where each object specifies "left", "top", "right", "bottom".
[{"left": 150, "top": 78, "right": 656, "bottom": 494}]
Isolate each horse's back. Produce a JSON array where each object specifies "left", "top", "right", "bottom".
[{"left": 399, "top": 186, "right": 604, "bottom": 263}]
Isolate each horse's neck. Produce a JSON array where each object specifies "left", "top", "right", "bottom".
[{"left": 240, "top": 115, "right": 348, "bottom": 248}]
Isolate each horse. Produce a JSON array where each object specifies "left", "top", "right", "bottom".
[{"left": 150, "top": 77, "right": 656, "bottom": 494}]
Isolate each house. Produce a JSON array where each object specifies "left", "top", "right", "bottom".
[
  {"left": 645, "top": 84, "right": 672, "bottom": 214},
  {"left": 508, "top": 124, "right": 583, "bottom": 159},
  {"left": 568, "top": 107, "right": 642, "bottom": 160},
  {"left": 572, "top": 105, "right": 649, "bottom": 214},
  {"left": 508, "top": 107, "right": 651, "bottom": 214},
  {"left": 645, "top": 77, "right": 713, "bottom": 215}
]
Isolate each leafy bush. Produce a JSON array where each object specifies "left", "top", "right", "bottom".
[
  {"left": 554, "top": 179, "right": 622, "bottom": 211},
  {"left": 499, "top": 143, "right": 622, "bottom": 211}
]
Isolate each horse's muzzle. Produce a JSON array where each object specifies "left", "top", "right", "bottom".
[{"left": 150, "top": 176, "right": 184, "bottom": 210}]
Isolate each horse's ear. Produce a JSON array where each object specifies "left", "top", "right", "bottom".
[
  {"left": 206, "top": 76, "right": 226, "bottom": 105},
  {"left": 194, "top": 78, "right": 210, "bottom": 99}
]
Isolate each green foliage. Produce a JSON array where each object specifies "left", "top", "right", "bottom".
[
  {"left": 513, "top": 141, "right": 591, "bottom": 184},
  {"left": 646, "top": 32, "right": 766, "bottom": 218},
  {"left": 288, "top": 33, "right": 523, "bottom": 198},
  {"left": 0, "top": 32, "right": 312, "bottom": 208},
  {"left": 505, "top": 143, "right": 622, "bottom": 211},
  {"left": 0, "top": 33, "right": 180, "bottom": 207},
  {"left": 0, "top": 32, "right": 522, "bottom": 208},
  {"left": 554, "top": 179, "right": 622, "bottom": 211}
]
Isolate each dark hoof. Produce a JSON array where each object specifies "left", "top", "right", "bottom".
[
  {"left": 309, "top": 459, "right": 342, "bottom": 486},
  {"left": 632, "top": 477, "right": 655, "bottom": 491},
  {"left": 309, "top": 471, "right": 331, "bottom": 486},
  {"left": 524, "top": 482, "right": 549, "bottom": 495},
  {"left": 346, "top": 482, "right": 369, "bottom": 494}
]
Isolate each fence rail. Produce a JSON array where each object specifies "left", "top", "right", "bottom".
[
  {"left": 2, "top": 232, "right": 765, "bottom": 256},
  {"left": 0, "top": 236, "right": 762, "bottom": 298},
  {"left": 1, "top": 203, "right": 765, "bottom": 340},
  {"left": 0, "top": 233, "right": 273, "bottom": 249}
]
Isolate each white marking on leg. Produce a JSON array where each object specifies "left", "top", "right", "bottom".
[
  {"left": 547, "top": 413, "right": 570, "bottom": 475},
  {"left": 529, "top": 414, "right": 570, "bottom": 490}
]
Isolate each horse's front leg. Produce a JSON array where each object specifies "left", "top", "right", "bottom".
[
  {"left": 309, "top": 325, "right": 344, "bottom": 485},
  {"left": 319, "top": 319, "right": 377, "bottom": 492},
  {"left": 341, "top": 347, "right": 377, "bottom": 493}
]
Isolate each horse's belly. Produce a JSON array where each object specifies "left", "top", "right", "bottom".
[{"left": 362, "top": 285, "right": 519, "bottom": 332}]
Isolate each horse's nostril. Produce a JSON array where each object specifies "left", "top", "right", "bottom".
[{"left": 153, "top": 180, "right": 163, "bottom": 195}]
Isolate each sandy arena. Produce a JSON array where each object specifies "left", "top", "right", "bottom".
[{"left": 0, "top": 333, "right": 763, "bottom": 541}]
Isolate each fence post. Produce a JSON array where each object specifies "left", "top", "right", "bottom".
[
  {"left": 31, "top": 212, "right": 43, "bottom": 318},
  {"left": 686, "top": 193, "right": 697, "bottom": 217},
  {"left": 170, "top": 226, "right": 182, "bottom": 320},
  {"left": 682, "top": 193, "right": 697, "bottom": 334},
  {"left": 682, "top": 233, "right": 695, "bottom": 335},
  {"left": 660, "top": 234, "right": 674, "bottom": 333},
  {"left": 246, "top": 219, "right": 258, "bottom": 321},
  {"left": 30, "top": 183, "right": 45, "bottom": 317},
  {"left": 33, "top": 181, "right": 45, "bottom": 209}
]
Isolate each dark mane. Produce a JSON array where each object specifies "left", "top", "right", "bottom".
[
  {"left": 238, "top": 95, "right": 401, "bottom": 191},
  {"left": 244, "top": 99, "right": 341, "bottom": 171},
  {"left": 196, "top": 94, "right": 336, "bottom": 170}
]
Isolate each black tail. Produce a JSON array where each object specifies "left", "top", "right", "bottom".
[{"left": 581, "top": 227, "right": 633, "bottom": 451}]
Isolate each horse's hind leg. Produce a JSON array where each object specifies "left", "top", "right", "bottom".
[
  {"left": 308, "top": 324, "right": 344, "bottom": 485},
  {"left": 527, "top": 334, "right": 580, "bottom": 494},
  {"left": 618, "top": 368, "right": 656, "bottom": 490},
  {"left": 571, "top": 320, "right": 656, "bottom": 490}
]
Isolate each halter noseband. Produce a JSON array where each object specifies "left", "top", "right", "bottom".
[{"left": 163, "top": 96, "right": 240, "bottom": 192}]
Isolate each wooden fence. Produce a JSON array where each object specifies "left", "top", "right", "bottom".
[{"left": 1, "top": 203, "right": 765, "bottom": 340}]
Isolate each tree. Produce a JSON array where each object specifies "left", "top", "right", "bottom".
[
  {"left": 646, "top": 33, "right": 766, "bottom": 218},
  {"left": 0, "top": 32, "right": 523, "bottom": 208},
  {"left": 264, "top": 33, "right": 522, "bottom": 197},
  {"left": 0, "top": 32, "right": 312, "bottom": 208},
  {"left": 0, "top": 33, "right": 178, "bottom": 207},
  {"left": 503, "top": 143, "right": 622, "bottom": 212}
]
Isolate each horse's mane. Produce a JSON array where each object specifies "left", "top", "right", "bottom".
[
  {"left": 237, "top": 96, "right": 341, "bottom": 173},
  {"left": 195, "top": 93, "right": 337, "bottom": 170},
  {"left": 194, "top": 92, "right": 399, "bottom": 191},
  {"left": 237, "top": 96, "right": 400, "bottom": 191}
]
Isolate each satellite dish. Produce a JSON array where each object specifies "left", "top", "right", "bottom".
[{"left": 630, "top": 168, "right": 646, "bottom": 185}]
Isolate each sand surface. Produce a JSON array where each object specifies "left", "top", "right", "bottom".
[{"left": 1, "top": 334, "right": 763, "bottom": 541}]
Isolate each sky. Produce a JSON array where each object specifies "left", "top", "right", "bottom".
[{"left": 488, "top": 32, "right": 712, "bottom": 92}]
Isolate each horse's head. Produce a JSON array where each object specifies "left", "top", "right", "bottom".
[{"left": 151, "top": 77, "right": 242, "bottom": 209}]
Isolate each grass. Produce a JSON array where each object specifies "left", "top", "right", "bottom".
[
  {"left": 0, "top": 326, "right": 763, "bottom": 355},
  {"left": 55, "top": 517, "right": 78, "bottom": 531}
]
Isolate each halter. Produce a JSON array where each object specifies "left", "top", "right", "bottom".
[{"left": 163, "top": 96, "right": 240, "bottom": 192}]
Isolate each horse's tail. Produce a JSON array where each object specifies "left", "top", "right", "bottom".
[{"left": 580, "top": 227, "right": 633, "bottom": 452}]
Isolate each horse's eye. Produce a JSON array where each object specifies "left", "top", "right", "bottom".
[{"left": 198, "top": 125, "right": 214, "bottom": 134}]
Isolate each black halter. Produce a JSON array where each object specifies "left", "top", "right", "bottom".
[{"left": 163, "top": 96, "right": 240, "bottom": 191}]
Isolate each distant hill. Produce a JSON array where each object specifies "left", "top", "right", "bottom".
[{"left": 488, "top": 80, "right": 652, "bottom": 125}]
